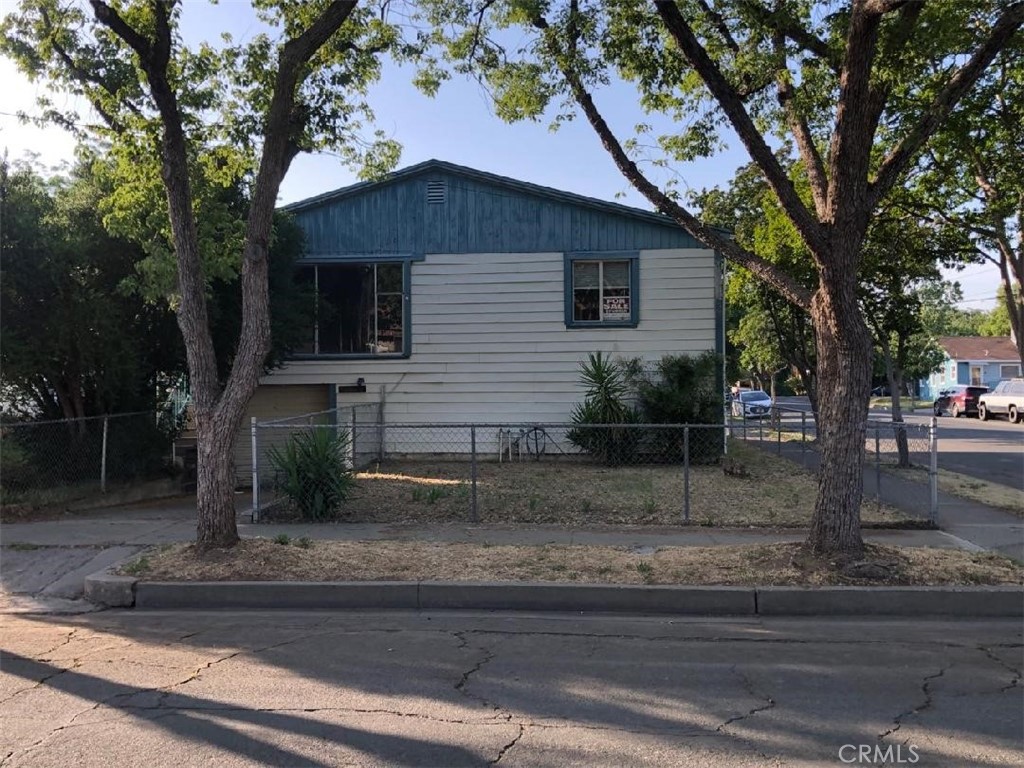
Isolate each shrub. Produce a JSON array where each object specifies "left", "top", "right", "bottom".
[
  {"left": 624, "top": 351, "right": 725, "bottom": 463},
  {"left": 268, "top": 428, "right": 355, "bottom": 521},
  {"left": 567, "top": 352, "right": 641, "bottom": 464}
]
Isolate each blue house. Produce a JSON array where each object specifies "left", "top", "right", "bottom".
[
  {"left": 921, "top": 336, "right": 1021, "bottom": 400},
  {"left": 232, "top": 160, "right": 724, "bottom": 473}
]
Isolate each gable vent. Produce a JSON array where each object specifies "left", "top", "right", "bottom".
[{"left": 426, "top": 180, "right": 447, "bottom": 204}]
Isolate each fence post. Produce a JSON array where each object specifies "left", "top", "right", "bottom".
[
  {"left": 470, "top": 425, "right": 479, "bottom": 522},
  {"left": 100, "top": 416, "right": 109, "bottom": 493},
  {"left": 929, "top": 416, "right": 939, "bottom": 525},
  {"left": 351, "top": 408, "right": 358, "bottom": 469},
  {"left": 377, "top": 399, "right": 385, "bottom": 463},
  {"left": 776, "top": 409, "right": 782, "bottom": 455},
  {"left": 800, "top": 412, "right": 807, "bottom": 467},
  {"left": 758, "top": 415, "right": 763, "bottom": 444},
  {"left": 683, "top": 426, "right": 690, "bottom": 524},
  {"left": 874, "top": 425, "right": 881, "bottom": 511},
  {"left": 251, "top": 417, "right": 259, "bottom": 523}
]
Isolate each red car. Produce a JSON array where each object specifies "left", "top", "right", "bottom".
[{"left": 933, "top": 385, "right": 988, "bottom": 418}]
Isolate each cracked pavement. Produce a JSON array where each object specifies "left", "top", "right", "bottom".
[{"left": 0, "top": 611, "right": 1021, "bottom": 767}]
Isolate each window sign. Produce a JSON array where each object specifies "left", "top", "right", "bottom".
[{"left": 602, "top": 295, "right": 631, "bottom": 320}]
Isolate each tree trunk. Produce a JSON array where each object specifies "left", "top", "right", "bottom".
[
  {"left": 194, "top": 413, "right": 239, "bottom": 547},
  {"left": 877, "top": 339, "right": 912, "bottom": 469},
  {"left": 887, "top": 369, "right": 911, "bottom": 469},
  {"left": 806, "top": 283, "right": 873, "bottom": 559}
]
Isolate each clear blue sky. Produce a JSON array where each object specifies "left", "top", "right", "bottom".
[{"left": 0, "top": 0, "right": 1001, "bottom": 308}]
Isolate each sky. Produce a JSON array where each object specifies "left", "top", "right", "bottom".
[{"left": 0, "top": 0, "right": 1002, "bottom": 310}]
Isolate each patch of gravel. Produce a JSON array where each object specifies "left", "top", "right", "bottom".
[{"left": 123, "top": 539, "right": 1024, "bottom": 587}]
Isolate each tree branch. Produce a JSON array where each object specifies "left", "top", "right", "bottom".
[
  {"left": 737, "top": 0, "right": 841, "bottom": 74},
  {"left": 869, "top": 1, "right": 1024, "bottom": 208},
  {"left": 824, "top": 0, "right": 884, "bottom": 228},
  {"left": 533, "top": 12, "right": 813, "bottom": 310},
  {"left": 772, "top": 32, "right": 828, "bottom": 218},
  {"left": 654, "top": 1, "right": 826, "bottom": 257},
  {"left": 90, "top": 0, "right": 221, "bottom": 413},
  {"left": 88, "top": 0, "right": 152, "bottom": 61},
  {"left": 696, "top": 0, "right": 738, "bottom": 53},
  {"left": 222, "top": 0, "right": 359, "bottom": 410}
]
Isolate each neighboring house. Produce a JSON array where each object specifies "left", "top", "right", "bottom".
[
  {"left": 920, "top": 336, "right": 1022, "bottom": 400},
  {"left": 234, "top": 160, "right": 723, "bottom": 477}
]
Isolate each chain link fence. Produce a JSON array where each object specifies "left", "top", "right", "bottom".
[
  {"left": 727, "top": 405, "right": 939, "bottom": 523},
  {"left": 0, "top": 410, "right": 179, "bottom": 511},
  {"left": 253, "top": 419, "right": 729, "bottom": 524}
]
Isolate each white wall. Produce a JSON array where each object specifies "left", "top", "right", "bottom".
[{"left": 261, "top": 248, "right": 717, "bottom": 424}]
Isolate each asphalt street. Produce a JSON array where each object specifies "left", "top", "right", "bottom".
[
  {"left": 772, "top": 397, "right": 1023, "bottom": 490},
  {"left": 1, "top": 611, "right": 1021, "bottom": 767}
]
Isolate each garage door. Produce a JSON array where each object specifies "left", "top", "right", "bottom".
[{"left": 234, "top": 384, "right": 331, "bottom": 485}]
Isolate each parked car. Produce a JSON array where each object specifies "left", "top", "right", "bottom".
[
  {"left": 933, "top": 385, "right": 988, "bottom": 418},
  {"left": 978, "top": 378, "right": 1024, "bottom": 423},
  {"left": 871, "top": 385, "right": 891, "bottom": 397},
  {"left": 731, "top": 389, "right": 773, "bottom": 419}
]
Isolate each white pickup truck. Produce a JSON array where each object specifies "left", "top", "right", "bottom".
[{"left": 978, "top": 378, "right": 1024, "bottom": 423}]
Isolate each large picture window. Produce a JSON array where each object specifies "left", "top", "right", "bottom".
[
  {"left": 295, "top": 261, "right": 408, "bottom": 357},
  {"left": 564, "top": 253, "right": 639, "bottom": 327}
]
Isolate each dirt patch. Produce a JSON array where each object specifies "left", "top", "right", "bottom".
[
  {"left": 123, "top": 539, "right": 1022, "bottom": 587},
  {"left": 260, "top": 439, "right": 911, "bottom": 528}
]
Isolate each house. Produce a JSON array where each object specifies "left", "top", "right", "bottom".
[
  {"left": 235, "top": 160, "right": 724, "bottom": 476},
  {"left": 920, "top": 336, "right": 1022, "bottom": 400}
]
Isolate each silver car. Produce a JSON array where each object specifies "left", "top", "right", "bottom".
[{"left": 731, "top": 389, "right": 773, "bottom": 419}]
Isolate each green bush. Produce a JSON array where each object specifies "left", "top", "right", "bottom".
[
  {"left": 624, "top": 351, "right": 724, "bottom": 463},
  {"left": 268, "top": 428, "right": 355, "bottom": 521},
  {"left": 567, "top": 352, "right": 642, "bottom": 465}
]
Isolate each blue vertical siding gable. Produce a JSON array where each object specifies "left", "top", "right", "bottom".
[{"left": 284, "top": 161, "right": 704, "bottom": 256}]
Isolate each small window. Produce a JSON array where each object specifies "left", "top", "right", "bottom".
[
  {"left": 970, "top": 366, "right": 983, "bottom": 386},
  {"left": 295, "top": 262, "right": 408, "bottom": 357},
  {"left": 565, "top": 253, "right": 639, "bottom": 327},
  {"left": 1000, "top": 364, "right": 1021, "bottom": 379}
]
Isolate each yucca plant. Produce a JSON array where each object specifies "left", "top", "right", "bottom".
[
  {"left": 268, "top": 428, "right": 355, "bottom": 520},
  {"left": 567, "top": 352, "right": 641, "bottom": 465}
]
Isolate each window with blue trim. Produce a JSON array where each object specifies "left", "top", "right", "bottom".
[
  {"left": 564, "top": 253, "right": 639, "bottom": 327},
  {"left": 294, "top": 261, "right": 409, "bottom": 357}
]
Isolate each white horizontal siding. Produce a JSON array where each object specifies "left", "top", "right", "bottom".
[{"left": 264, "top": 248, "right": 717, "bottom": 423}]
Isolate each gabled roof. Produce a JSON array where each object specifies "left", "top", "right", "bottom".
[
  {"left": 938, "top": 336, "right": 1019, "bottom": 362},
  {"left": 283, "top": 158, "right": 688, "bottom": 231}
]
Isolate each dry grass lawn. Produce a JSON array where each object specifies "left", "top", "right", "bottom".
[
  {"left": 262, "top": 439, "right": 912, "bottom": 528},
  {"left": 123, "top": 539, "right": 1022, "bottom": 587},
  {"left": 887, "top": 466, "right": 1024, "bottom": 517}
]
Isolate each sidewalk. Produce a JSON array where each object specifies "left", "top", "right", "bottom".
[
  {"left": 0, "top": 501, "right": 981, "bottom": 606},
  {"left": 753, "top": 437, "right": 1024, "bottom": 562}
]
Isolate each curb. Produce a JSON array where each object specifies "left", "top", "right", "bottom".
[
  {"left": 83, "top": 571, "right": 137, "bottom": 607},
  {"left": 87, "top": 577, "right": 1024, "bottom": 617}
]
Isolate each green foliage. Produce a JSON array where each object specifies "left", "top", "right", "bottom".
[
  {"left": 296, "top": 536, "right": 313, "bottom": 549},
  {"left": 268, "top": 428, "right": 355, "bottom": 521},
  {"left": 624, "top": 351, "right": 724, "bottom": 463},
  {"left": 627, "top": 352, "right": 723, "bottom": 425},
  {"left": 122, "top": 556, "right": 151, "bottom": 576},
  {"left": 0, "top": 1, "right": 407, "bottom": 306},
  {"left": 567, "top": 353, "right": 641, "bottom": 465},
  {"left": 273, "top": 534, "right": 291, "bottom": 545},
  {"left": 0, "top": 157, "right": 183, "bottom": 419}
]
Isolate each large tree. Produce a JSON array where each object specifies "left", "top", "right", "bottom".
[
  {"left": 0, "top": 156, "right": 183, "bottom": 420},
  {"left": 417, "top": 0, "right": 1023, "bottom": 557},
  {"left": 1, "top": 0, "right": 402, "bottom": 547},
  {"left": 906, "top": 44, "right": 1023, "bottom": 365}
]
